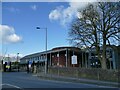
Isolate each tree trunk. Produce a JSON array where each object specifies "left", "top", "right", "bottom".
[
  {"left": 94, "top": 29, "right": 101, "bottom": 66},
  {"left": 101, "top": 34, "right": 107, "bottom": 69}
]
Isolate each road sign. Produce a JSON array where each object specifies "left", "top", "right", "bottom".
[
  {"left": 29, "top": 61, "right": 32, "bottom": 65},
  {"left": 71, "top": 55, "right": 77, "bottom": 64}
]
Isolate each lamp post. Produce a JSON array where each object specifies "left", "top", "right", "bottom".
[
  {"left": 17, "top": 53, "right": 19, "bottom": 72},
  {"left": 17, "top": 53, "right": 19, "bottom": 62},
  {"left": 36, "top": 27, "right": 47, "bottom": 74}
]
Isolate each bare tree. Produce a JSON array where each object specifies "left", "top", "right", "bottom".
[
  {"left": 99, "top": 2, "right": 120, "bottom": 69},
  {"left": 69, "top": 2, "right": 120, "bottom": 69}
]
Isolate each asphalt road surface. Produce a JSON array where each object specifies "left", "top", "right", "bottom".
[{"left": 1, "top": 72, "right": 118, "bottom": 90}]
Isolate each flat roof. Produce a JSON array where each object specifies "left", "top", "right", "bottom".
[{"left": 20, "top": 46, "right": 81, "bottom": 60}]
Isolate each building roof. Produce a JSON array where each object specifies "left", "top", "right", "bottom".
[
  {"left": 20, "top": 50, "right": 51, "bottom": 60},
  {"left": 20, "top": 46, "right": 81, "bottom": 60},
  {"left": 52, "top": 46, "right": 81, "bottom": 50}
]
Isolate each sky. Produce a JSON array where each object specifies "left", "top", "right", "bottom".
[
  {"left": 1, "top": 0, "right": 119, "bottom": 58},
  {"left": 1, "top": 1, "right": 94, "bottom": 58}
]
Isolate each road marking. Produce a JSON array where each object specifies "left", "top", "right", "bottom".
[{"left": 1, "top": 83, "right": 22, "bottom": 89}]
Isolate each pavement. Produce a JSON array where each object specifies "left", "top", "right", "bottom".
[
  {"left": 36, "top": 72, "right": 120, "bottom": 88},
  {"left": 3, "top": 72, "right": 116, "bottom": 89}
]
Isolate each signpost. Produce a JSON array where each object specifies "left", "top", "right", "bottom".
[
  {"left": 29, "top": 61, "right": 32, "bottom": 68},
  {"left": 71, "top": 55, "right": 77, "bottom": 64},
  {"left": 27, "top": 60, "right": 32, "bottom": 73}
]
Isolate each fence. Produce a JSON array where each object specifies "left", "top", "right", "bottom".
[
  {"left": 48, "top": 67, "right": 119, "bottom": 82},
  {"left": 19, "top": 64, "right": 119, "bottom": 82}
]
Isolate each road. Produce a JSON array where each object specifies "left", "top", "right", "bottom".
[{"left": 1, "top": 72, "right": 118, "bottom": 89}]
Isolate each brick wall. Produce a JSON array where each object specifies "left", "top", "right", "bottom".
[{"left": 51, "top": 51, "right": 82, "bottom": 67}]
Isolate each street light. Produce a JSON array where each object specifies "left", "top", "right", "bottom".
[
  {"left": 17, "top": 53, "right": 19, "bottom": 72},
  {"left": 17, "top": 53, "right": 19, "bottom": 62},
  {"left": 36, "top": 27, "right": 47, "bottom": 74}
]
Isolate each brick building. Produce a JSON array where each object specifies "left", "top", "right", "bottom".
[
  {"left": 20, "top": 45, "right": 120, "bottom": 71},
  {"left": 20, "top": 47, "right": 88, "bottom": 70}
]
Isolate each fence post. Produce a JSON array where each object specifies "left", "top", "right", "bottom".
[{"left": 97, "top": 69, "right": 100, "bottom": 80}]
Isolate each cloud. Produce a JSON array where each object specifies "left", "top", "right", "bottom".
[
  {"left": 49, "top": 0, "right": 96, "bottom": 26},
  {"left": 49, "top": 6, "right": 64, "bottom": 21},
  {"left": 0, "top": 25, "right": 22, "bottom": 44},
  {"left": 31, "top": 5, "right": 38, "bottom": 10}
]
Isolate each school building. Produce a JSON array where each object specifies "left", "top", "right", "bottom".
[{"left": 20, "top": 46, "right": 120, "bottom": 70}]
